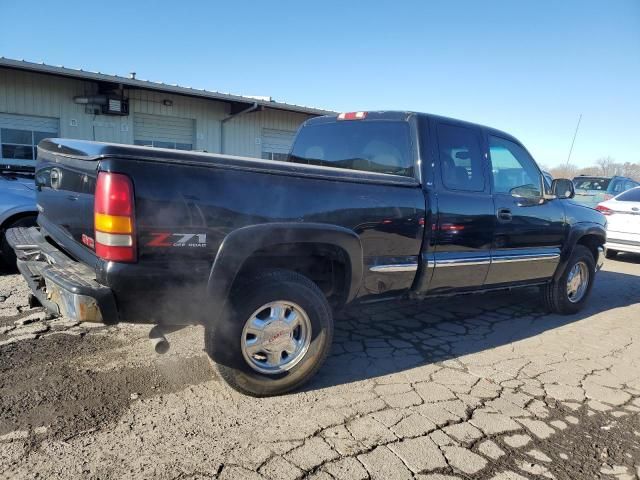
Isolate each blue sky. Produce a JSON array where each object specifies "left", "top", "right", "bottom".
[{"left": 1, "top": 0, "right": 638, "bottom": 168}]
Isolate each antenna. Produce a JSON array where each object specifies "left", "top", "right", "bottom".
[{"left": 565, "top": 114, "right": 582, "bottom": 167}]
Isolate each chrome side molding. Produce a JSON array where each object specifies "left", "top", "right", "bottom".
[
  {"left": 491, "top": 253, "right": 560, "bottom": 264},
  {"left": 435, "top": 258, "right": 491, "bottom": 267},
  {"left": 370, "top": 252, "right": 559, "bottom": 273},
  {"left": 369, "top": 263, "right": 419, "bottom": 273}
]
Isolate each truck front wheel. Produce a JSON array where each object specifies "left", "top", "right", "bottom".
[
  {"left": 205, "top": 269, "right": 333, "bottom": 396},
  {"left": 542, "top": 245, "right": 596, "bottom": 314}
]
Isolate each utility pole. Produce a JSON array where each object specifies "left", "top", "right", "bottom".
[{"left": 565, "top": 114, "right": 582, "bottom": 167}]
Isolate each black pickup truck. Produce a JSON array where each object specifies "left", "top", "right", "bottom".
[{"left": 8, "top": 111, "right": 606, "bottom": 396}]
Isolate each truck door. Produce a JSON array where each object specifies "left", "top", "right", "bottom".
[
  {"left": 421, "top": 120, "right": 494, "bottom": 292},
  {"left": 485, "top": 135, "right": 564, "bottom": 285}
]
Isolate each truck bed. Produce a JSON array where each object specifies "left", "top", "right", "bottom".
[{"left": 30, "top": 138, "right": 426, "bottom": 325}]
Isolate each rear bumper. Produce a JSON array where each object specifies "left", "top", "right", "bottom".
[{"left": 6, "top": 226, "right": 118, "bottom": 324}]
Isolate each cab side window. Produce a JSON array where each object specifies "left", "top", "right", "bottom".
[
  {"left": 437, "top": 123, "right": 485, "bottom": 192},
  {"left": 489, "top": 136, "right": 542, "bottom": 198}
]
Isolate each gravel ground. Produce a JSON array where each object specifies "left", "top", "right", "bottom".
[{"left": 1, "top": 255, "right": 639, "bottom": 479}]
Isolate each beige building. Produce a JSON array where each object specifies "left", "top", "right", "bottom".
[{"left": 0, "top": 57, "right": 331, "bottom": 168}]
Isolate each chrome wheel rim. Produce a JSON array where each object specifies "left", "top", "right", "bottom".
[
  {"left": 240, "top": 301, "right": 312, "bottom": 375},
  {"left": 566, "top": 261, "right": 589, "bottom": 303}
]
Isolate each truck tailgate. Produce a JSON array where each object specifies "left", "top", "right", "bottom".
[{"left": 34, "top": 139, "right": 99, "bottom": 257}]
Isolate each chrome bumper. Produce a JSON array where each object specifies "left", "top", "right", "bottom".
[{"left": 6, "top": 226, "right": 118, "bottom": 324}]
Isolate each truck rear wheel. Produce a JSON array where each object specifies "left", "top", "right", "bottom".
[
  {"left": 542, "top": 245, "right": 595, "bottom": 314},
  {"left": 205, "top": 269, "right": 333, "bottom": 396}
]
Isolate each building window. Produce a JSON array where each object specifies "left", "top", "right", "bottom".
[
  {"left": 1, "top": 128, "right": 52, "bottom": 163},
  {"left": 134, "top": 140, "right": 192, "bottom": 150},
  {"left": 261, "top": 129, "right": 296, "bottom": 162},
  {"left": 261, "top": 151, "right": 289, "bottom": 161}
]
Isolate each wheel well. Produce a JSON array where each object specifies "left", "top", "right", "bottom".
[
  {"left": 235, "top": 243, "right": 350, "bottom": 308},
  {"left": 577, "top": 234, "right": 604, "bottom": 263},
  {"left": 1, "top": 211, "right": 37, "bottom": 233}
]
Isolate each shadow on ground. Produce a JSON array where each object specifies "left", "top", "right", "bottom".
[
  {"left": 1, "top": 261, "right": 637, "bottom": 440},
  {"left": 610, "top": 251, "right": 640, "bottom": 264},
  {"left": 309, "top": 268, "right": 640, "bottom": 390}
]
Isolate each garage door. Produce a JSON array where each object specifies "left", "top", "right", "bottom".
[
  {"left": 0, "top": 113, "right": 59, "bottom": 168},
  {"left": 134, "top": 114, "right": 195, "bottom": 150},
  {"left": 261, "top": 129, "right": 296, "bottom": 161}
]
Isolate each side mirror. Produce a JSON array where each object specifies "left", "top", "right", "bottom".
[{"left": 551, "top": 178, "right": 575, "bottom": 199}]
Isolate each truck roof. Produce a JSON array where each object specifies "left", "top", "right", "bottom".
[{"left": 306, "top": 111, "right": 521, "bottom": 144}]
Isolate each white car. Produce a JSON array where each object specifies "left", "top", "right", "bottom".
[{"left": 596, "top": 186, "right": 640, "bottom": 258}]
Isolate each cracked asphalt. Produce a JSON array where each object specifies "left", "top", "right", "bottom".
[{"left": 1, "top": 255, "right": 639, "bottom": 480}]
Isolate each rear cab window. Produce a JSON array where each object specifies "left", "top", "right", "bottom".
[
  {"left": 573, "top": 177, "right": 611, "bottom": 191},
  {"left": 436, "top": 123, "right": 485, "bottom": 192},
  {"left": 289, "top": 118, "right": 415, "bottom": 177}
]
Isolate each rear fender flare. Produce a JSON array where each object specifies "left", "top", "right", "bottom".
[{"left": 206, "top": 223, "right": 363, "bottom": 317}]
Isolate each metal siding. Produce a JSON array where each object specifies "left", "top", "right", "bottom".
[
  {"left": 129, "top": 89, "right": 225, "bottom": 152},
  {"left": 223, "top": 109, "right": 310, "bottom": 158},
  {"left": 0, "top": 67, "right": 313, "bottom": 158}
]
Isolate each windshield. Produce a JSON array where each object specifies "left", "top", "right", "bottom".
[
  {"left": 289, "top": 120, "right": 414, "bottom": 177},
  {"left": 573, "top": 177, "right": 611, "bottom": 191}
]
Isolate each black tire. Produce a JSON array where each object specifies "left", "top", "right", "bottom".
[
  {"left": 542, "top": 245, "right": 596, "bottom": 314},
  {"left": 0, "top": 216, "right": 37, "bottom": 269},
  {"left": 205, "top": 269, "right": 333, "bottom": 397},
  {"left": 605, "top": 248, "right": 618, "bottom": 259}
]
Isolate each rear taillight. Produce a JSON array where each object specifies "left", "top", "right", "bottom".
[
  {"left": 595, "top": 204, "right": 614, "bottom": 216},
  {"left": 94, "top": 172, "right": 136, "bottom": 262}
]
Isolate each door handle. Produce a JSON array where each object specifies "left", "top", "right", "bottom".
[{"left": 497, "top": 208, "right": 512, "bottom": 222}]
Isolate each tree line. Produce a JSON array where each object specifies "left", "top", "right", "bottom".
[{"left": 542, "top": 157, "right": 640, "bottom": 181}]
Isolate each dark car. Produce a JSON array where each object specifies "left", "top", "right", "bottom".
[
  {"left": 8, "top": 111, "right": 606, "bottom": 396},
  {"left": 572, "top": 175, "right": 639, "bottom": 208}
]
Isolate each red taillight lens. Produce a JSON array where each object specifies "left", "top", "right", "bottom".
[
  {"left": 595, "top": 205, "right": 614, "bottom": 215},
  {"left": 95, "top": 172, "right": 134, "bottom": 216},
  {"left": 337, "top": 111, "right": 367, "bottom": 120},
  {"left": 94, "top": 172, "right": 136, "bottom": 262}
]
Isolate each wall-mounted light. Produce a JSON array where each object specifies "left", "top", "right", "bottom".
[{"left": 163, "top": 99, "right": 173, "bottom": 107}]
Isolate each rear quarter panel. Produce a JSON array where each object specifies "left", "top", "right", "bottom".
[{"left": 99, "top": 158, "right": 426, "bottom": 322}]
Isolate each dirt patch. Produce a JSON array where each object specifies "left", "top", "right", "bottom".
[{"left": 0, "top": 333, "right": 213, "bottom": 442}]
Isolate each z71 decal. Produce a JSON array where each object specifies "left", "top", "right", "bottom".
[{"left": 147, "top": 233, "right": 207, "bottom": 248}]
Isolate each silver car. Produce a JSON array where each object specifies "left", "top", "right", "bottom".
[{"left": 1, "top": 167, "right": 37, "bottom": 266}]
